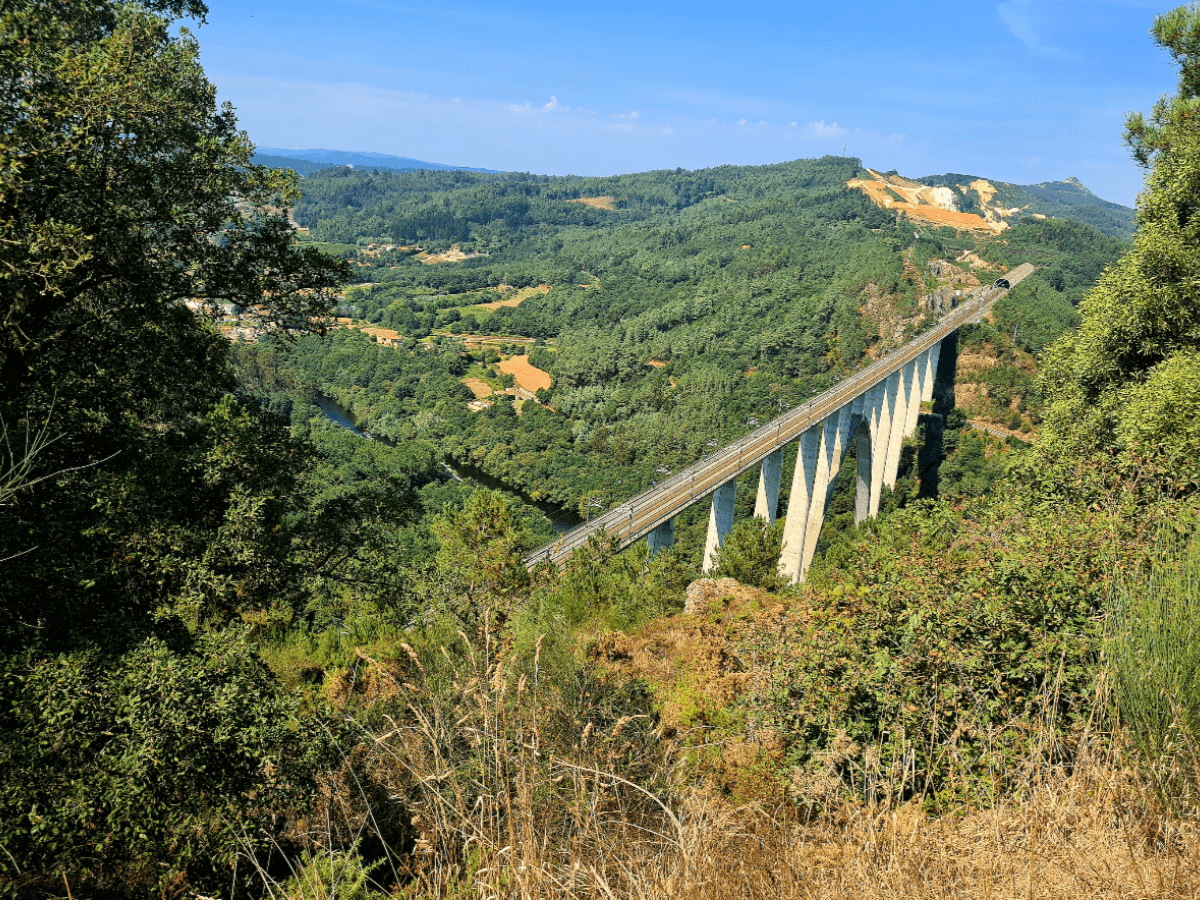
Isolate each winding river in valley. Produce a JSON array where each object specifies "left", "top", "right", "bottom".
[{"left": 314, "top": 395, "right": 581, "bottom": 534}]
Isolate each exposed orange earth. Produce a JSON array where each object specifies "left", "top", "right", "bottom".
[
  {"left": 646, "top": 359, "right": 668, "bottom": 369},
  {"left": 499, "top": 355, "right": 551, "bottom": 393},
  {"left": 568, "top": 196, "right": 617, "bottom": 210},
  {"left": 847, "top": 170, "right": 1007, "bottom": 234}
]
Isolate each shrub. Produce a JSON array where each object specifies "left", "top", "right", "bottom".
[
  {"left": 279, "top": 843, "right": 385, "bottom": 900},
  {"left": 740, "top": 491, "right": 1141, "bottom": 810},
  {"left": 712, "top": 518, "right": 786, "bottom": 590},
  {"left": 1108, "top": 516, "right": 1200, "bottom": 812}
]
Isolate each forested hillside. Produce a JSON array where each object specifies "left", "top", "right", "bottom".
[{"left": 239, "top": 160, "right": 1128, "bottom": 528}]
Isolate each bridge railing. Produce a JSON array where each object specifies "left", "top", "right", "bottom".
[{"left": 526, "top": 263, "right": 1034, "bottom": 567}]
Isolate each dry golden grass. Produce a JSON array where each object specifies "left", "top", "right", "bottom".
[
  {"left": 461, "top": 377, "right": 495, "bottom": 399},
  {"left": 270, "top": 627, "right": 1200, "bottom": 900},
  {"left": 568, "top": 196, "right": 617, "bottom": 210}
]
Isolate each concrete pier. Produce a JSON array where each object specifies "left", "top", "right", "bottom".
[
  {"left": 701, "top": 478, "right": 737, "bottom": 573},
  {"left": 754, "top": 449, "right": 783, "bottom": 524},
  {"left": 646, "top": 518, "right": 674, "bottom": 556}
]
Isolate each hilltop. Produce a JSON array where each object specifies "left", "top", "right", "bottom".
[{"left": 849, "top": 168, "right": 1136, "bottom": 239}]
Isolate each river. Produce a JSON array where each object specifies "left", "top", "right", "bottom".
[{"left": 314, "top": 394, "right": 581, "bottom": 533}]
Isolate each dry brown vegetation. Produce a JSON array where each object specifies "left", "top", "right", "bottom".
[
  {"left": 568, "top": 196, "right": 618, "bottom": 210},
  {"left": 285, "top": 628, "right": 1200, "bottom": 900}
]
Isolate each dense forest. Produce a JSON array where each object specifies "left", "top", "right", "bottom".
[
  {"left": 4, "top": 1, "right": 1200, "bottom": 898},
  {"left": 240, "top": 157, "right": 1130, "bottom": 534}
]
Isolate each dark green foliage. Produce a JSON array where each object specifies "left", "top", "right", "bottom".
[
  {"left": 979, "top": 218, "right": 1128, "bottom": 353},
  {"left": 0, "top": 1, "right": 409, "bottom": 893},
  {"left": 0, "top": 633, "right": 345, "bottom": 893},
  {"left": 712, "top": 517, "right": 786, "bottom": 590},
  {"left": 542, "top": 533, "right": 693, "bottom": 631},
  {"left": 1040, "top": 3, "right": 1200, "bottom": 477},
  {"left": 745, "top": 492, "right": 1139, "bottom": 809}
]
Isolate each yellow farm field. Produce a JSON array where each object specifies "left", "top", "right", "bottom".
[{"left": 499, "top": 355, "right": 551, "bottom": 393}]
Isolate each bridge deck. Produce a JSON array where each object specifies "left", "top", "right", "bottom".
[{"left": 526, "top": 263, "right": 1035, "bottom": 568}]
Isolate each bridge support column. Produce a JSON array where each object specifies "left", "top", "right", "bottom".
[
  {"left": 870, "top": 370, "right": 902, "bottom": 516},
  {"left": 922, "top": 343, "right": 940, "bottom": 403},
  {"left": 778, "top": 425, "right": 821, "bottom": 584},
  {"left": 855, "top": 422, "right": 873, "bottom": 524},
  {"left": 821, "top": 396, "right": 865, "bottom": 512},
  {"left": 701, "top": 479, "right": 737, "bottom": 573},
  {"left": 646, "top": 518, "right": 674, "bottom": 556},
  {"left": 883, "top": 359, "right": 919, "bottom": 489},
  {"left": 754, "top": 449, "right": 783, "bottom": 524},
  {"left": 858, "top": 383, "right": 886, "bottom": 522},
  {"left": 800, "top": 404, "right": 857, "bottom": 576},
  {"left": 903, "top": 351, "right": 930, "bottom": 437}
]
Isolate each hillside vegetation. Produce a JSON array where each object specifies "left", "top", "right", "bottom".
[
  {"left": 239, "top": 156, "right": 1128, "bottom": 547},
  {"left": 3, "top": 1, "right": 1200, "bottom": 898}
]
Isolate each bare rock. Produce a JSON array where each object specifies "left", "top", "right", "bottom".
[{"left": 684, "top": 577, "right": 742, "bottom": 615}]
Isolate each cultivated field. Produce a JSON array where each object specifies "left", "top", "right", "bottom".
[{"left": 499, "top": 354, "right": 551, "bottom": 392}]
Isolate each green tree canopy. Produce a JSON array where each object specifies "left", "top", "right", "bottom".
[
  {"left": 1040, "top": 3, "right": 1200, "bottom": 483},
  {"left": 0, "top": 0, "right": 356, "bottom": 892}
]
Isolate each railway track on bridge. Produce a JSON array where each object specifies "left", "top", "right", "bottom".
[{"left": 526, "top": 263, "right": 1035, "bottom": 568}]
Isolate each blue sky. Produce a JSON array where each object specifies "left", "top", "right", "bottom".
[{"left": 198, "top": 0, "right": 1178, "bottom": 206}]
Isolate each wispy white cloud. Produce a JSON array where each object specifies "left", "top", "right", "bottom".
[
  {"left": 806, "top": 119, "right": 848, "bottom": 139},
  {"left": 997, "top": 0, "right": 1079, "bottom": 59}
]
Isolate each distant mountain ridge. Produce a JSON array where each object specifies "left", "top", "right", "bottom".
[
  {"left": 254, "top": 147, "right": 497, "bottom": 175},
  {"left": 262, "top": 148, "right": 1135, "bottom": 240}
]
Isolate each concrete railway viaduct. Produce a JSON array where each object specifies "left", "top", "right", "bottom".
[{"left": 526, "top": 263, "right": 1035, "bottom": 583}]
